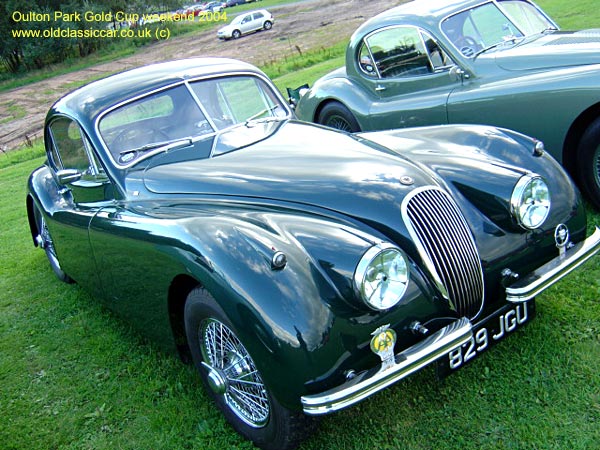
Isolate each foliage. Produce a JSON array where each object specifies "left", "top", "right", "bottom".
[{"left": 0, "top": 0, "right": 181, "bottom": 74}]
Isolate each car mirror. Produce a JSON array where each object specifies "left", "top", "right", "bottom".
[
  {"left": 449, "top": 65, "right": 470, "bottom": 82},
  {"left": 56, "top": 168, "right": 82, "bottom": 185},
  {"left": 286, "top": 84, "right": 310, "bottom": 109}
]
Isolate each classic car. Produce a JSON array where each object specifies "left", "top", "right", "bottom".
[
  {"left": 27, "top": 57, "right": 600, "bottom": 450},
  {"left": 294, "top": 0, "right": 600, "bottom": 209},
  {"left": 217, "top": 9, "right": 273, "bottom": 40}
]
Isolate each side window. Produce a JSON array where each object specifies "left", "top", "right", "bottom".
[
  {"left": 242, "top": 15, "right": 251, "bottom": 24},
  {"left": 253, "top": 12, "right": 264, "bottom": 20},
  {"left": 48, "top": 118, "right": 93, "bottom": 174},
  {"left": 364, "top": 27, "right": 432, "bottom": 79}
]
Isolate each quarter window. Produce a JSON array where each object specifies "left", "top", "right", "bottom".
[{"left": 48, "top": 118, "right": 93, "bottom": 174}]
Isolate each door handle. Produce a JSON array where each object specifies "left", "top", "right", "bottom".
[{"left": 375, "top": 85, "right": 386, "bottom": 92}]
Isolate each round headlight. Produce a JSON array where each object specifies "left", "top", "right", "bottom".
[
  {"left": 511, "top": 174, "right": 550, "bottom": 229},
  {"left": 354, "top": 243, "right": 409, "bottom": 310}
]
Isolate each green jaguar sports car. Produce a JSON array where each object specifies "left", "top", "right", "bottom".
[
  {"left": 294, "top": 0, "right": 600, "bottom": 209},
  {"left": 27, "top": 57, "right": 600, "bottom": 449}
]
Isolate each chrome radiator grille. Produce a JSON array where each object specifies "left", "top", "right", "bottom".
[{"left": 402, "top": 187, "right": 484, "bottom": 319}]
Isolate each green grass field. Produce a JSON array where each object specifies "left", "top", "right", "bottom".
[{"left": 1, "top": 0, "right": 600, "bottom": 449}]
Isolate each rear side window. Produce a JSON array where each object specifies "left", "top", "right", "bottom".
[
  {"left": 48, "top": 118, "right": 92, "bottom": 173},
  {"left": 360, "top": 26, "right": 433, "bottom": 78}
]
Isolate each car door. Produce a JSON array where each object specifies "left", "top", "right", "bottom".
[
  {"left": 251, "top": 11, "right": 265, "bottom": 31},
  {"left": 44, "top": 116, "right": 115, "bottom": 292},
  {"left": 356, "top": 26, "right": 460, "bottom": 130},
  {"left": 239, "top": 13, "right": 255, "bottom": 34}
]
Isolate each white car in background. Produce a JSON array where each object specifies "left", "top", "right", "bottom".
[{"left": 217, "top": 9, "right": 274, "bottom": 40}]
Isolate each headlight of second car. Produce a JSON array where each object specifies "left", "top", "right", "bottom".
[
  {"left": 354, "top": 243, "right": 409, "bottom": 310},
  {"left": 511, "top": 174, "right": 551, "bottom": 229}
]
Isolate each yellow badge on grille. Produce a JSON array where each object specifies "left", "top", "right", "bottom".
[{"left": 370, "top": 325, "right": 397, "bottom": 370}]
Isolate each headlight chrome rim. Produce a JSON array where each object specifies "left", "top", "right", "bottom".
[
  {"left": 511, "top": 174, "right": 551, "bottom": 230},
  {"left": 354, "top": 243, "right": 410, "bottom": 311}
]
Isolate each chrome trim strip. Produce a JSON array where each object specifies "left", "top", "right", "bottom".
[
  {"left": 506, "top": 226, "right": 600, "bottom": 302},
  {"left": 301, "top": 317, "right": 473, "bottom": 415}
]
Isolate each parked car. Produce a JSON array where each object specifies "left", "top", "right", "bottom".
[
  {"left": 294, "top": 0, "right": 600, "bottom": 209},
  {"left": 225, "top": 0, "right": 246, "bottom": 6},
  {"left": 27, "top": 57, "right": 600, "bottom": 450},
  {"left": 204, "top": 1, "right": 225, "bottom": 12},
  {"left": 217, "top": 9, "right": 273, "bottom": 39}
]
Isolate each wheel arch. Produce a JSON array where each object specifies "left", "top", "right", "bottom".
[
  {"left": 563, "top": 101, "right": 600, "bottom": 182},
  {"left": 26, "top": 194, "right": 40, "bottom": 246},
  {"left": 313, "top": 98, "right": 365, "bottom": 130},
  {"left": 168, "top": 274, "right": 201, "bottom": 363}
]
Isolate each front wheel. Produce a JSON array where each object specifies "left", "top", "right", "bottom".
[
  {"left": 317, "top": 101, "right": 361, "bottom": 133},
  {"left": 184, "top": 287, "right": 311, "bottom": 450},
  {"left": 33, "top": 207, "right": 72, "bottom": 283},
  {"left": 232, "top": 29, "right": 241, "bottom": 39},
  {"left": 576, "top": 118, "right": 600, "bottom": 210}
]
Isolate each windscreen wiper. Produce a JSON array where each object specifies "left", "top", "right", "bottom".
[{"left": 119, "top": 137, "right": 193, "bottom": 157}]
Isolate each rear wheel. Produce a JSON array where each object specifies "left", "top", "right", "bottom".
[
  {"left": 184, "top": 287, "right": 311, "bottom": 450},
  {"left": 263, "top": 21, "right": 272, "bottom": 30},
  {"left": 33, "top": 207, "right": 72, "bottom": 283},
  {"left": 317, "top": 101, "right": 361, "bottom": 133},
  {"left": 576, "top": 118, "right": 600, "bottom": 209}
]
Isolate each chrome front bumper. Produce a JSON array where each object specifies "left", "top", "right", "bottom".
[
  {"left": 301, "top": 317, "right": 473, "bottom": 415},
  {"left": 506, "top": 226, "right": 600, "bottom": 302},
  {"left": 301, "top": 227, "right": 600, "bottom": 416}
]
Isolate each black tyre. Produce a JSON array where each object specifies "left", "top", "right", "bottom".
[
  {"left": 33, "top": 207, "right": 72, "bottom": 283},
  {"left": 232, "top": 29, "right": 241, "bottom": 39},
  {"left": 263, "top": 21, "right": 272, "bottom": 30},
  {"left": 184, "top": 287, "right": 311, "bottom": 450},
  {"left": 317, "top": 101, "right": 361, "bottom": 132},
  {"left": 577, "top": 118, "right": 600, "bottom": 210}
]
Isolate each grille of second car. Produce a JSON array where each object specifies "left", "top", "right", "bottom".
[{"left": 403, "top": 187, "right": 484, "bottom": 319}]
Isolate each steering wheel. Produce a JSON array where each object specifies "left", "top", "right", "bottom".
[
  {"left": 112, "top": 127, "right": 170, "bottom": 154},
  {"left": 455, "top": 35, "right": 480, "bottom": 57}
]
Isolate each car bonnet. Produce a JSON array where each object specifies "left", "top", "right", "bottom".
[
  {"left": 492, "top": 30, "right": 600, "bottom": 71},
  {"left": 141, "top": 121, "right": 439, "bottom": 220}
]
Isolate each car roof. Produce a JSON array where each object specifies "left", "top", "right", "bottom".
[
  {"left": 49, "top": 57, "right": 264, "bottom": 124},
  {"left": 348, "top": 0, "right": 494, "bottom": 54},
  {"left": 352, "top": 0, "right": 488, "bottom": 37}
]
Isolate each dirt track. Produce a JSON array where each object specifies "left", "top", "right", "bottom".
[{"left": 0, "top": 0, "right": 403, "bottom": 152}]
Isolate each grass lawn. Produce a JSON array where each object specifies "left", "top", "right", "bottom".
[{"left": 1, "top": 0, "right": 600, "bottom": 449}]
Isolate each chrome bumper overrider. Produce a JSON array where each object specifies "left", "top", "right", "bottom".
[
  {"left": 506, "top": 226, "right": 600, "bottom": 302},
  {"left": 301, "top": 317, "right": 473, "bottom": 415}
]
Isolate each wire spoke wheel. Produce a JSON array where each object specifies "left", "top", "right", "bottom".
[
  {"left": 326, "top": 115, "right": 354, "bottom": 132},
  {"left": 200, "top": 318, "right": 270, "bottom": 427},
  {"left": 594, "top": 145, "right": 600, "bottom": 188}
]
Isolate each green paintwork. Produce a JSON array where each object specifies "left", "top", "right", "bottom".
[
  {"left": 295, "top": 0, "right": 600, "bottom": 204},
  {"left": 27, "top": 57, "right": 589, "bottom": 412}
]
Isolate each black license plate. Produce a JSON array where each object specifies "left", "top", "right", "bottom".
[{"left": 437, "top": 300, "right": 536, "bottom": 378}]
